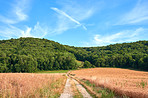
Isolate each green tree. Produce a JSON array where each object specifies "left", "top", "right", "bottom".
[{"left": 83, "top": 60, "right": 92, "bottom": 68}]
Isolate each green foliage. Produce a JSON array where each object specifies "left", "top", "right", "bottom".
[
  {"left": 75, "top": 60, "right": 84, "bottom": 68},
  {"left": 137, "top": 80, "right": 147, "bottom": 88},
  {"left": 0, "top": 37, "right": 148, "bottom": 72},
  {"left": 0, "top": 38, "right": 79, "bottom": 72},
  {"left": 101, "top": 90, "right": 114, "bottom": 98},
  {"left": 83, "top": 80, "right": 115, "bottom": 98},
  {"left": 84, "top": 80, "right": 95, "bottom": 87},
  {"left": 67, "top": 40, "right": 148, "bottom": 71},
  {"left": 83, "top": 60, "right": 93, "bottom": 68},
  {"left": 140, "top": 80, "right": 147, "bottom": 88}
]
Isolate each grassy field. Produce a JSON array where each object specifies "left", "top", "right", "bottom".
[
  {"left": 75, "top": 60, "right": 84, "bottom": 68},
  {"left": 82, "top": 79, "right": 115, "bottom": 98},
  {"left": 70, "top": 68, "right": 148, "bottom": 98},
  {"left": 0, "top": 73, "right": 66, "bottom": 98},
  {"left": 36, "top": 70, "right": 69, "bottom": 73}
]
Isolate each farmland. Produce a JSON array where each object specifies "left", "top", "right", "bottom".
[
  {"left": 70, "top": 68, "right": 148, "bottom": 98},
  {"left": 0, "top": 73, "right": 66, "bottom": 97},
  {"left": 0, "top": 69, "right": 148, "bottom": 98}
]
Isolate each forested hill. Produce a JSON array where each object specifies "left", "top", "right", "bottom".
[{"left": 0, "top": 38, "right": 148, "bottom": 72}]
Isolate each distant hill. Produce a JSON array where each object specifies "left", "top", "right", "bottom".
[{"left": 0, "top": 37, "right": 147, "bottom": 72}]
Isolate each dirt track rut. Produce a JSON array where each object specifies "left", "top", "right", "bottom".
[
  {"left": 60, "top": 75, "right": 92, "bottom": 98},
  {"left": 60, "top": 78, "right": 73, "bottom": 98}
]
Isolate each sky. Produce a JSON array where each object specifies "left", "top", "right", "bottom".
[{"left": 0, "top": 0, "right": 148, "bottom": 47}]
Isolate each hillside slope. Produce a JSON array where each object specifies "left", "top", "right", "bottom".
[
  {"left": 0, "top": 38, "right": 147, "bottom": 72},
  {"left": 0, "top": 38, "right": 79, "bottom": 72}
]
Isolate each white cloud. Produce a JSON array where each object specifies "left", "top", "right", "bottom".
[
  {"left": 0, "top": 0, "right": 96, "bottom": 39},
  {"left": 21, "top": 22, "right": 48, "bottom": 38},
  {"left": 83, "top": 28, "right": 147, "bottom": 47},
  {"left": 15, "top": 8, "right": 28, "bottom": 21},
  {"left": 0, "top": 15, "right": 16, "bottom": 24},
  {"left": 49, "top": 0, "right": 98, "bottom": 34},
  {"left": 51, "top": 7, "right": 87, "bottom": 30},
  {"left": 49, "top": 0, "right": 99, "bottom": 35},
  {"left": 0, "top": 0, "right": 43, "bottom": 39},
  {"left": 13, "top": 0, "right": 30, "bottom": 21},
  {"left": 0, "top": 25, "right": 22, "bottom": 39},
  {"left": 59, "top": 0, "right": 99, "bottom": 21},
  {"left": 52, "top": 18, "right": 69, "bottom": 35},
  {"left": 0, "top": 22, "right": 48, "bottom": 39},
  {"left": 31, "top": 22, "right": 48, "bottom": 37},
  {"left": 130, "top": 17, "right": 148, "bottom": 24},
  {"left": 0, "top": 0, "right": 30, "bottom": 24},
  {"left": 21, "top": 27, "right": 32, "bottom": 37},
  {"left": 94, "top": 28, "right": 145, "bottom": 46},
  {"left": 117, "top": 0, "right": 148, "bottom": 25}
]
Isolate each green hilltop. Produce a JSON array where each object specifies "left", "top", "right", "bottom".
[{"left": 0, "top": 37, "right": 147, "bottom": 72}]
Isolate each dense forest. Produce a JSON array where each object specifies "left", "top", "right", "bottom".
[{"left": 0, "top": 37, "right": 147, "bottom": 72}]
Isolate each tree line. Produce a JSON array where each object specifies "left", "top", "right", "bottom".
[
  {"left": 67, "top": 41, "right": 148, "bottom": 70},
  {"left": 0, "top": 38, "right": 147, "bottom": 72}
]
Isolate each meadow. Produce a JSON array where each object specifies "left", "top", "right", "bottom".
[
  {"left": 36, "top": 70, "right": 69, "bottom": 73},
  {"left": 0, "top": 73, "right": 66, "bottom": 98},
  {"left": 70, "top": 68, "right": 148, "bottom": 98}
]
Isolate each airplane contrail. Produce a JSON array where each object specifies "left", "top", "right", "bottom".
[{"left": 51, "top": 7, "right": 87, "bottom": 30}]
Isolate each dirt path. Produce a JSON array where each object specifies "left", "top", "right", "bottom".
[
  {"left": 60, "top": 78, "right": 73, "bottom": 98},
  {"left": 72, "top": 79, "right": 92, "bottom": 98},
  {"left": 60, "top": 74, "right": 92, "bottom": 98}
]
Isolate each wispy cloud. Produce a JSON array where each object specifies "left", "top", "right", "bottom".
[
  {"left": 21, "top": 22, "right": 48, "bottom": 38},
  {"left": 0, "top": 25, "right": 23, "bottom": 39},
  {"left": 0, "top": 0, "right": 42, "bottom": 39},
  {"left": 0, "top": 0, "right": 96, "bottom": 39},
  {"left": 48, "top": 0, "right": 98, "bottom": 35},
  {"left": 31, "top": 22, "right": 48, "bottom": 38},
  {"left": 0, "top": 0, "right": 30, "bottom": 24},
  {"left": 21, "top": 27, "right": 32, "bottom": 37},
  {"left": 83, "top": 28, "right": 147, "bottom": 46},
  {"left": 51, "top": 7, "right": 87, "bottom": 30},
  {"left": 0, "top": 22, "right": 48, "bottom": 39},
  {"left": 14, "top": 0, "right": 29, "bottom": 21},
  {"left": 117, "top": 0, "right": 148, "bottom": 25},
  {"left": 0, "top": 15, "right": 16, "bottom": 24}
]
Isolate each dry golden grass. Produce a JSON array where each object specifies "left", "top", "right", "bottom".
[
  {"left": 0, "top": 73, "right": 66, "bottom": 98},
  {"left": 70, "top": 68, "right": 148, "bottom": 98}
]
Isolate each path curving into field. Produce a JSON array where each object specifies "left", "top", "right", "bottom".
[{"left": 60, "top": 74, "right": 92, "bottom": 98}]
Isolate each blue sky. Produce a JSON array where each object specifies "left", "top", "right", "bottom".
[{"left": 0, "top": 0, "right": 148, "bottom": 47}]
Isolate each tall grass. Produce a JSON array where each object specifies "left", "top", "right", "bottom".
[
  {"left": 36, "top": 70, "right": 69, "bottom": 73},
  {"left": 137, "top": 80, "right": 147, "bottom": 88},
  {"left": 0, "top": 73, "right": 66, "bottom": 98},
  {"left": 70, "top": 68, "right": 148, "bottom": 98},
  {"left": 83, "top": 80, "right": 115, "bottom": 98}
]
